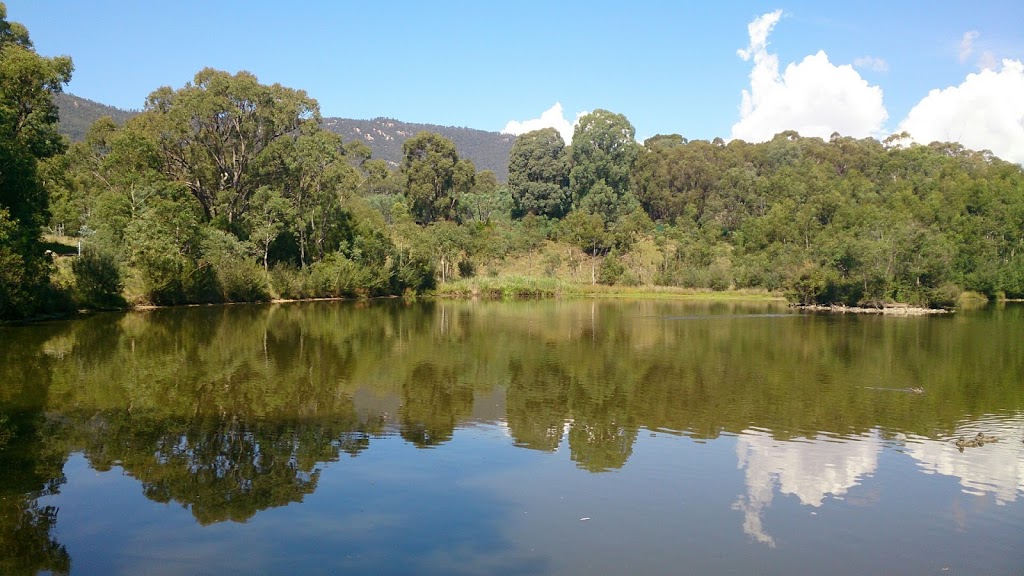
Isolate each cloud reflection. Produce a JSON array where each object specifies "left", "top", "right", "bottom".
[
  {"left": 904, "top": 416, "right": 1024, "bottom": 505},
  {"left": 733, "top": 430, "right": 881, "bottom": 546}
]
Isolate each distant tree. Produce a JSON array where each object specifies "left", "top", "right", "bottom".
[
  {"left": 507, "top": 127, "right": 570, "bottom": 219},
  {"left": 569, "top": 109, "right": 639, "bottom": 214},
  {"left": 460, "top": 169, "right": 511, "bottom": 223},
  {"left": 400, "top": 132, "right": 473, "bottom": 224}
]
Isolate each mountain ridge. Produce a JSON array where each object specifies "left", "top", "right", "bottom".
[{"left": 53, "top": 93, "right": 515, "bottom": 180}]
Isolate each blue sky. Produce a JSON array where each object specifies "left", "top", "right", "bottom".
[{"left": 8, "top": 1, "right": 1024, "bottom": 161}]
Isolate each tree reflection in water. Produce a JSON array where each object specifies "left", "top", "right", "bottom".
[{"left": 0, "top": 299, "right": 1021, "bottom": 570}]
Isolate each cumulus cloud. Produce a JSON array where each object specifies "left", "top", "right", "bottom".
[
  {"left": 731, "top": 11, "right": 888, "bottom": 142},
  {"left": 502, "top": 102, "right": 585, "bottom": 144},
  {"left": 898, "top": 59, "right": 1024, "bottom": 164},
  {"left": 853, "top": 56, "right": 889, "bottom": 73},
  {"left": 959, "top": 30, "right": 979, "bottom": 63}
]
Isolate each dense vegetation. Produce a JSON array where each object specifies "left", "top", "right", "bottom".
[
  {"left": 2, "top": 5, "right": 1023, "bottom": 320},
  {"left": 53, "top": 93, "right": 516, "bottom": 180}
]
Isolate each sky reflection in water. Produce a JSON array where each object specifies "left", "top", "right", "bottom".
[{"left": 1, "top": 300, "right": 1022, "bottom": 574}]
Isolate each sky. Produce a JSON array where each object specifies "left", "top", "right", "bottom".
[{"left": 8, "top": 1, "right": 1024, "bottom": 162}]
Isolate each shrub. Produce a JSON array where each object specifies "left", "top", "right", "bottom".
[
  {"left": 72, "top": 248, "right": 126, "bottom": 308},
  {"left": 201, "top": 229, "right": 269, "bottom": 302},
  {"left": 598, "top": 255, "right": 625, "bottom": 285}
]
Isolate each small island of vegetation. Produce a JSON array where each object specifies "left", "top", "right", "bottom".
[{"left": 2, "top": 4, "right": 1022, "bottom": 322}]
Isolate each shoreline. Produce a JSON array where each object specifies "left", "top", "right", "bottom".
[
  {"left": 18, "top": 286, "right": 1024, "bottom": 323},
  {"left": 793, "top": 303, "right": 950, "bottom": 316}
]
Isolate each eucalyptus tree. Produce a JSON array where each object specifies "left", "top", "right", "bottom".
[
  {"left": 260, "top": 127, "right": 360, "bottom": 267},
  {"left": 507, "top": 127, "right": 570, "bottom": 219},
  {"left": 568, "top": 109, "right": 639, "bottom": 221},
  {"left": 140, "top": 68, "right": 319, "bottom": 226},
  {"left": 0, "top": 3, "right": 73, "bottom": 319},
  {"left": 400, "top": 132, "right": 474, "bottom": 224}
]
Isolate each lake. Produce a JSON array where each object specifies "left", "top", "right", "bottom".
[{"left": 1, "top": 299, "right": 1022, "bottom": 575}]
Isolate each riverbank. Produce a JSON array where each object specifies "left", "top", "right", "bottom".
[
  {"left": 793, "top": 303, "right": 950, "bottom": 316},
  {"left": 432, "top": 276, "right": 784, "bottom": 301},
  {"left": 16, "top": 276, "right": 1017, "bottom": 324}
]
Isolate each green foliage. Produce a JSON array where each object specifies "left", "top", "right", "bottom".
[
  {"left": 569, "top": 109, "right": 639, "bottom": 208},
  {"left": 598, "top": 254, "right": 626, "bottom": 285},
  {"left": 558, "top": 210, "right": 610, "bottom": 256},
  {"left": 141, "top": 68, "right": 320, "bottom": 224},
  {"left": 460, "top": 170, "right": 511, "bottom": 223},
  {"left": 200, "top": 229, "right": 269, "bottom": 302},
  {"left": 0, "top": 5, "right": 72, "bottom": 319},
  {"left": 400, "top": 132, "right": 473, "bottom": 224},
  {"left": 508, "top": 128, "right": 570, "bottom": 219},
  {"left": 389, "top": 247, "right": 437, "bottom": 294},
  {"left": 71, "top": 248, "right": 125, "bottom": 308},
  {"left": 122, "top": 188, "right": 213, "bottom": 305}
]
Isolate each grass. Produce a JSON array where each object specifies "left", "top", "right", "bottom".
[
  {"left": 435, "top": 275, "right": 567, "bottom": 298},
  {"left": 562, "top": 284, "right": 783, "bottom": 300},
  {"left": 42, "top": 234, "right": 80, "bottom": 256},
  {"left": 435, "top": 274, "right": 784, "bottom": 302}
]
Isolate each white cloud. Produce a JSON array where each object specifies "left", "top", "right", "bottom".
[
  {"left": 731, "top": 11, "right": 888, "bottom": 142},
  {"left": 501, "top": 102, "right": 585, "bottom": 144},
  {"left": 737, "top": 9, "right": 782, "bottom": 62},
  {"left": 898, "top": 59, "right": 1024, "bottom": 164},
  {"left": 977, "top": 50, "right": 998, "bottom": 71},
  {"left": 853, "top": 56, "right": 889, "bottom": 73},
  {"left": 960, "top": 30, "right": 979, "bottom": 63}
]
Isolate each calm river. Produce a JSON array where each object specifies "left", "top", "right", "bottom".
[{"left": 1, "top": 299, "right": 1022, "bottom": 575}]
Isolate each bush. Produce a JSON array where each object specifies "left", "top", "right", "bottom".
[
  {"left": 201, "top": 229, "right": 269, "bottom": 302},
  {"left": 72, "top": 248, "right": 126, "bottom": 308},
  {"left": 390, "top": 248, "right": 436, "bottom": 294},
  {"left": 269, "top": 263, "right": 305, "bottom": 300},
  {"left": 598, "top": 255, "right": 625, "bottom": 285},
  {"left": 457, "top": 259, "right": 476, "bottom": 279}
]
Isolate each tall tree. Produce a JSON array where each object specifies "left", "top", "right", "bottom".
[
  {"left": 400, "top": 132, "right": 472, "bottom": 224},
  {"left": 507, "top": 127, "right": 570, "bottom": 219},
  {"left": 140, "top": 68, "right": 319, "bottom": 226},
  {"left": 0, "top": 3, "right": 73, "bottom": 319},
  {"left": 569, "top": 109, "right": 639, "bottom": 212}
]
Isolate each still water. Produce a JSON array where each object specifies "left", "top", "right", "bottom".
[{"left": 1, "top": 299, "right": 1022, "bottom": 575}]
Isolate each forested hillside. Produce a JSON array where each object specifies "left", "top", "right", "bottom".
[
  {"left": 52, "top": 93, "right": 515, "bottom": 180},
  {"left": 3, "top": 4, "right": 1022, "bottom": 321},
  {"left": 323, "top": 117, "right": 515, "bottom": 181},
  {"left": 52, "top": 93, "right": 135, "bottom": 141}
]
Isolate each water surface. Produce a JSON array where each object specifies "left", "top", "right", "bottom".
[{"left": 1, "top": 300, "right": 1022, "bottom": 574}]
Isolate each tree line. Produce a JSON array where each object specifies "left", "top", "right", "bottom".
[{"left": 2, "top": 4, "right": 1022, "bottom": 320}]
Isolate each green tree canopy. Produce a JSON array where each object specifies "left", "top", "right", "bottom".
[
  {"left": 139, "top": 68, "right": 320, "bottom": 226},
  {"left": 400, "top": 131, "right": 473, "bottom": 224},
  {"left": 508, "top": 127, "right": 570, "bottom": 219},
  {"left": 0, "top": 2, "right": 73, "bottom": 319},
  {"left": 569, "top": 109, "right": 639, "bottom": 209}
]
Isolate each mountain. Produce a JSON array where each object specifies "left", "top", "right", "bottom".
[
  {"left": 322, "top": 117, "right": 515, "bottom": 181},
  {"left": 52, "top": 94, "right": 515, "bottom": 180},
  {"left": 53, "top": 92, "right": 137, "bottom": 141}
]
